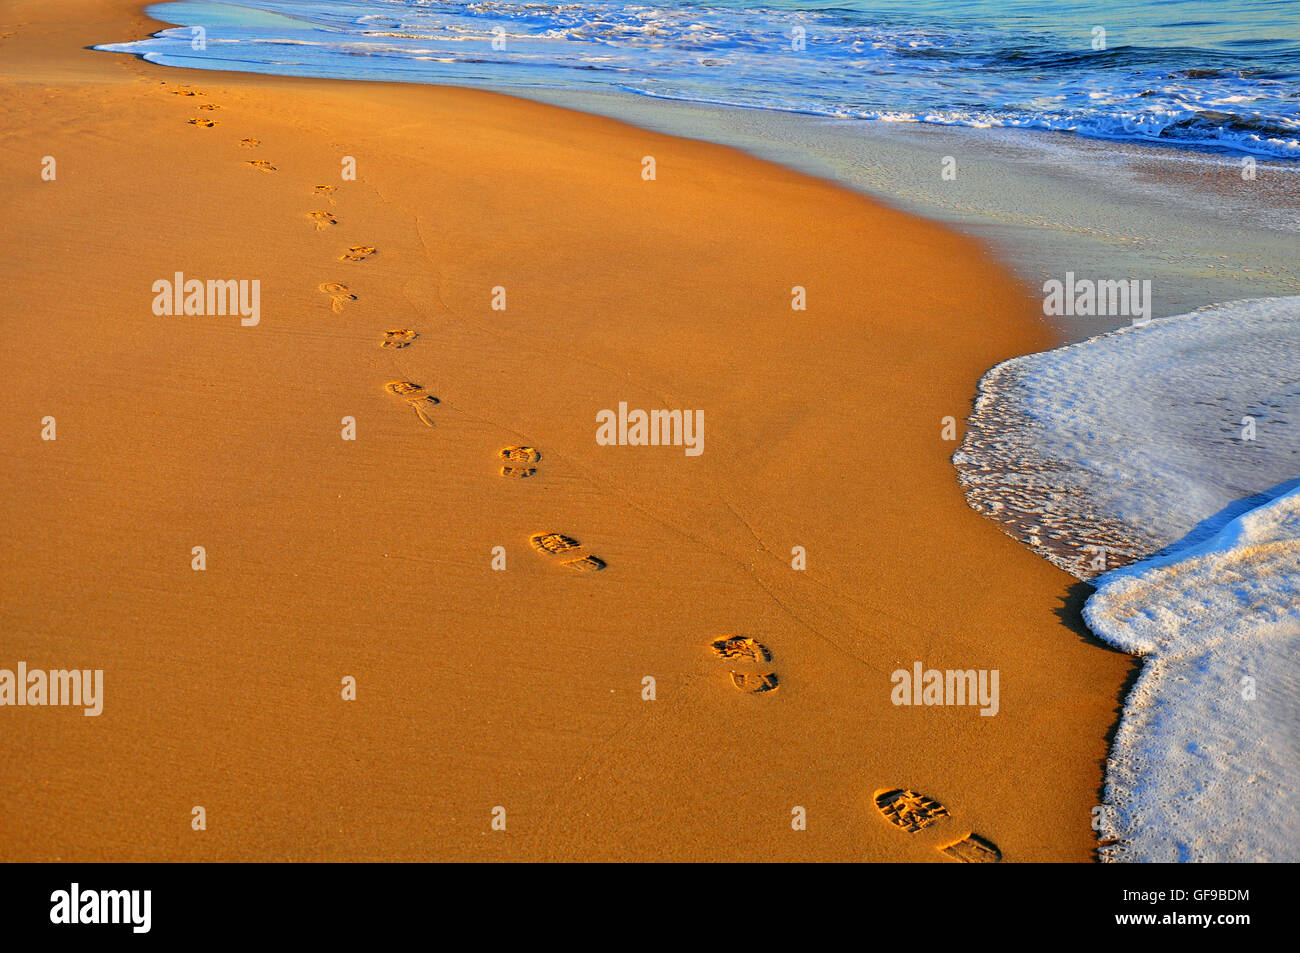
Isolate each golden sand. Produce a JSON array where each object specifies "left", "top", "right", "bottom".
[{"left": 0, "top": 0, "right": 1134, "bottom": 861}]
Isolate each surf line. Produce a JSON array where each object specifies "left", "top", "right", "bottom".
[{"left": 596, "top": 402, "right": 703, "bottom": 457}]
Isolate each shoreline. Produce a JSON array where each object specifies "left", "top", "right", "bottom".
[
  {"left": 2, "top": 0, "right": 1135, "bottom": 861},
  {"left": 502, "top": 87, "right": 1300, "bottom": 339},
  {"left": 95, "top": 3, "right": 1300, "bottom": 342}
]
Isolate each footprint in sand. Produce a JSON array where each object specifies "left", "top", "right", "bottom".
[
  {"left": 318, "top": 282, "right": 356, "bottom": 313},
  {"left": 500, "top": 446, "right": 540, "bottom": 478},
  {"left": 308, "top": 210, "right": 338, "bottom": 230},
  {"left": 197, "top": 103, "right": 221, "bottom": 111},
  {"left": 381, "top": 329, "right": 418, "bottom": 349},
  {"left": 239, "top": 138, "right": 261, "bottom": 148},
  {"left": 246, "top": 159, "right": 276, "bottom": 173},
  {"left": 872, "top": 788, "right": 1002, "bottom": 863},
  {"left": 171, "top": 88, "right": 201, "bottom": 97},
  {"left": 187, "top": 118, "right": 218, "bottom": 128},
  {"left": 314, "top": 185, "right": 337, "bottom": 205},
  {"left": 340, "top": 245, "right": 377, "bottom": 262},
  {"left": 529, "top": 532, "right": 606, "bottom": 572},
  {"left": 711, "top": 636, "right": 779, "bottom": 693},
  {"left": 384, "top": 380, "right": 439, "bottom": 427}
]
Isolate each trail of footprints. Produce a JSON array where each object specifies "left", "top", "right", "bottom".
[
  {"left": 170, "top": 77, "right": 518, "bottom": 561},
  {"left": 873, "top": 788, "right": 1002, "bottom": 863},
  {"left": 175, "top": 84, "right": 1002, "bottom": 861},
  {"left": 180, "top": 78, "right": 592, "bottom": 609},
  {"left": 173, "top": 87, "right": 217, "bottom": 128},
  {"left": 196, "top": 73, "right": 688, "bottom": 698}
]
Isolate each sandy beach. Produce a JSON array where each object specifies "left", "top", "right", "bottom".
[{"left": 2, "top": 0, "right": 1143, "bottom": 861}]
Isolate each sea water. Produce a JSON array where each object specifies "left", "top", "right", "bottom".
[{"left": 96, "top": 0, "right": 1300, "bottom": 158}]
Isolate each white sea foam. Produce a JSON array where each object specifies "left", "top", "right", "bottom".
[
  {"left": 1083, "top": 483, "right": 1299, "bottom": 862},
  {"left": 954, "top": 296, "right": 1300, "bottom": 579},
  {"left": 955, "top": 296, "right": 1300, "bottom": 862}
]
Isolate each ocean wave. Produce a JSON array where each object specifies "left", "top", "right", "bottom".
[
  {"left": 954, "top": 297, "right": 1300, "bottom": 579},
  {"left": 94, "top": 0, "right": 1300, "bottom": 158},
  {"left": 1085, "top": 482, "right": 1300, "bottom": 862},
  {"left": 954, "top": 295, "right": 1300, "bottom": 861}
]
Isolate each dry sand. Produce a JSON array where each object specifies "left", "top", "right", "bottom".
[{"left": 0, "top": 0, "right": 1134, "bottom": 861}]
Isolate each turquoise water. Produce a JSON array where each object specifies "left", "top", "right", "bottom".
[{"left": 98, "top": 0, "right": 1300, "bottom": 157}]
